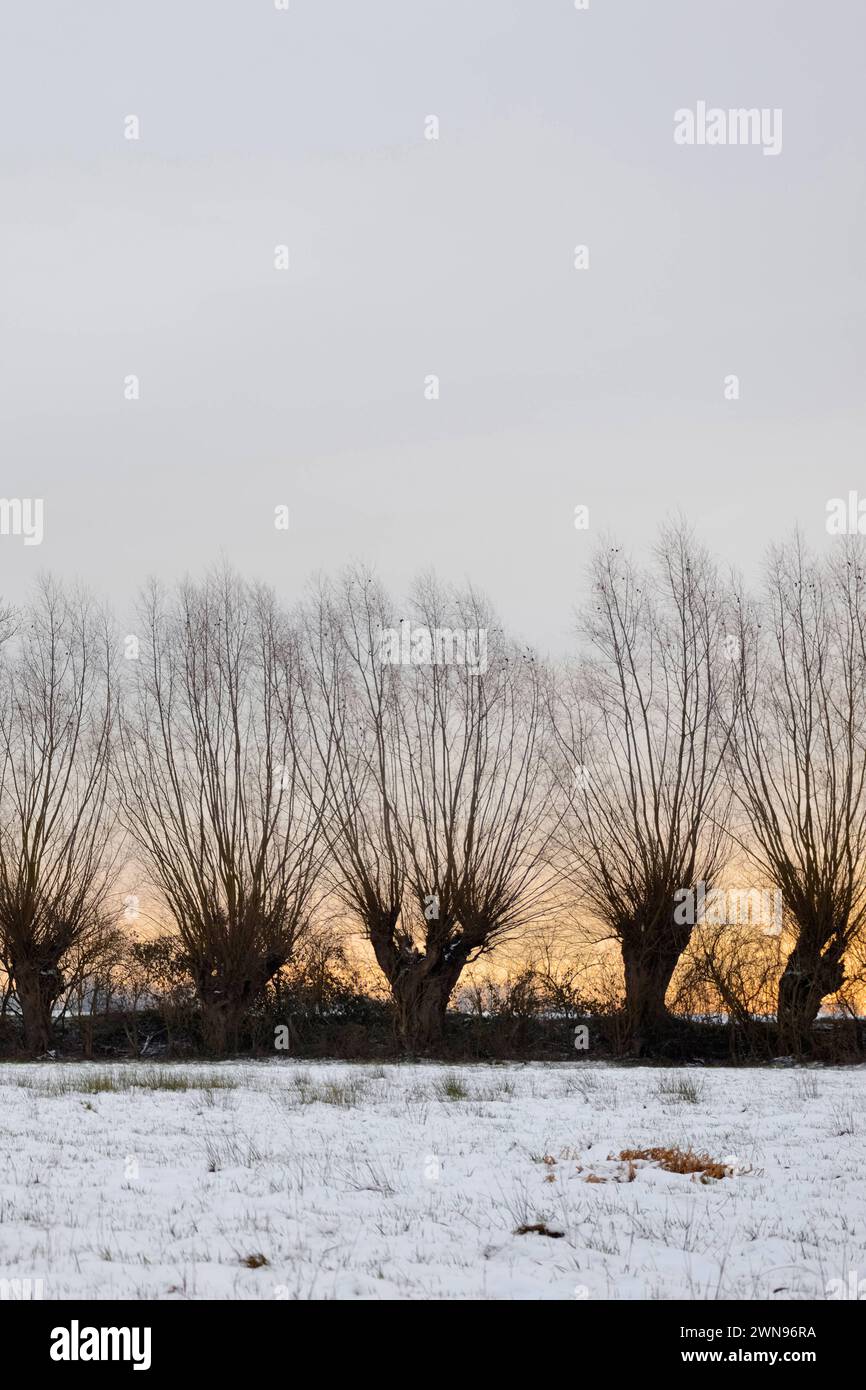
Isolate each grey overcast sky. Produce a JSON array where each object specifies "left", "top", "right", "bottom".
[{"left": 1, "top": 0, "right": 864, "bottom": 652}]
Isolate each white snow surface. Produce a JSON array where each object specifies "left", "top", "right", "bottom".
[{"left": 0, "top": 1060, "right": 864, "bottom": 1300}]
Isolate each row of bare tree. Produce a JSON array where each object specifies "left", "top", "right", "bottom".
[
  {"left": 557, "top": 527, "right": 866, "bottom": 1053},
  {"left": 2, "top": 523, "right": 865, "bottom": 1057}
]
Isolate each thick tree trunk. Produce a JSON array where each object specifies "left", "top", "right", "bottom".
[
  {"left": 391, "top": 963, "right": 461, "bottom": 1055},
  {"left": 366, "top": 907, "right": 467, "bottom": 1056},
  {"left": 12, "top": 960, "right": 61, "bottom": 1055},
  {"left": 620, "top": 932, "right": 685, "bottom": 1057},
  {"left": 777, "top": 942, "right": 844, "bottom": 1055},
  {"left": 194, "top": 967, "right": 269, "bottom": 1055},
  {"left": 198, "top": 994, "right": 247, "bottom": 1054}
]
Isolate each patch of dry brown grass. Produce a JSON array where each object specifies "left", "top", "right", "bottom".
[
  {"left": 618, "top": 1146, "right": 729, "bottom": 1179},
  {"left": 514, "top": 1222, "right": 565, "bottom": 1238}
]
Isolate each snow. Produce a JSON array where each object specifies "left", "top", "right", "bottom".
[{"left": 0, "top": 1060, "right": 863, "bottom": 1300}]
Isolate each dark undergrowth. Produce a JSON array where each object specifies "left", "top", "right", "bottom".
[{"left": 0, "top": 1003, "right": 864, "bottom": 1064}]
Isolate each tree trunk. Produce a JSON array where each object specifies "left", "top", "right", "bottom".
[
  {"left": 620, "top": 933, "right": 684, "bottom": 1057},
  {"left": 12, "top": 960, "right": 60, "bottom": 1055},
  {"left": 391, "top": 963, "right": 461, "bottom": 1055},
  {"left": 193, "top": 966, "right": 249, "bottom": 1055},
  {"left": 777, "top": 942, "right": 845, "bottom": 1055},
  {"left": 197, "top": 989, "right": 248, "bottom": 1055},
  {"left": 193, "top": 952, "right": 284, "bottom": 1055}
]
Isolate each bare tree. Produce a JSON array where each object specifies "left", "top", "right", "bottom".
[
  {"left": 0, "top": 579, "right": 115, "bottom": 1054},
  {"left": 305, "top": 569, "right": 557, "bottom": 1052},
  {"left": 553, "top": 524, "right": 732, "bottom": 1054},
  {"left": 728, "top": 534, "right": 866, "bottom": 1052},
  {"left": 118, "top": 568, "right": 328, "bottom": 1053}
]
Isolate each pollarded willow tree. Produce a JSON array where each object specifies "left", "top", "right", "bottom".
[
  {"left": 553, "top": 524, "right": 734, "bottom": 1054},
  {"left": 304, "top": 569, "right": 558, "bottom": 1052},
  {"left": 727, "top": 534, "right": 866, "bottom": 1052},
  {"left": 0, "top": 579, "right": 115, "bottom": 1054},
  {"left": 117, "top": 568, "right": 330, "bottom": 1052}
]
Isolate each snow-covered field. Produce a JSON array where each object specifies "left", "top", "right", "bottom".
[{"left": 0, "top": 1060, "right": 863, "bottom": 1300}]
